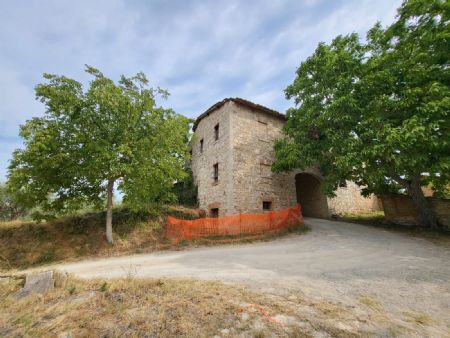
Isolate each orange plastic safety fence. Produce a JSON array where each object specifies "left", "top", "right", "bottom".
[{"left": 166, "top": 204, "right": 304, "bottom": 243}]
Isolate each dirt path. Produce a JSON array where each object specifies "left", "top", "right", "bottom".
[{"left": 44, "top": 218, "right": 450, "bottom": 336}]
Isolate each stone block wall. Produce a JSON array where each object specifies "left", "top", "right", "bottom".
[
  {"left": 328, "top": 181, "right": 381, "bottom": 215},
  {"left": 230, "top": 102, "right": 297, "bottom": 214},
  {"left": 191, "top": 101, "right": 234, "bottom": 216},
  {"left": 294, "top": 169, "right": 330, "bottom": 218},
  {"left": 192, "top": 98, "right": 383, "bottom": 217},
  {"left": 381, "top": 194, "right": 450, "bottom": 229}
]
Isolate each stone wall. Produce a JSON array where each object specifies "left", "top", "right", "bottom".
[
  {"left": 191, "top": 101, "right": 234, "bottom": 217},
  {"left": 192, "top": 99, "right": 382, "bottom": 217},
  {"left": 229, "top": 101, "right": 297, "bottom": 214},
  {"left": 381, "top": 194, "right": 450, "bottom": 229},
  {"left": 294, "top": 170, "right": 330, "bottom": 218},
  {"left": 328, "top": 181, "right": 381, "bottom": 215}
]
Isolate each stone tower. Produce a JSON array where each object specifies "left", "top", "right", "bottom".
[{"left": 191, "top": 98, "right": 380, "bottom": 217}]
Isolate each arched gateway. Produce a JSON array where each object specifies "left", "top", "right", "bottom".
[{"left": 295, "top": 173, "right": 329, "bottom": 218}]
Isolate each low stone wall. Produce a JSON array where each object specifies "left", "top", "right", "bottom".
[
  {"left": 381, "top": 194, "right": 450, "bottom": 229},
  {"left": 328, "top": 181, "right": 381, "bottom": 215}
]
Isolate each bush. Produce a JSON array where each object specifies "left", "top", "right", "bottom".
[
  {"left": 172, "top": 169, "right": 198, "bottom": 207},
  {"left": 0, "top": 182, "right": 28, "bottom": 221}
]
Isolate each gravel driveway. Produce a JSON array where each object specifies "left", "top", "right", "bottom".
[{"left": 51, "top": 218, "right": 450, "bottom": 335}]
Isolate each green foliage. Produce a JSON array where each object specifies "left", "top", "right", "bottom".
[
  {"left": 35, "top": 246, "right": 56, "bottom": 264},
  {"left": 99, "top": 281, "right": 109, "bottom": 292},
  {"left": 172, "top": 168, "right": 198, "bottom": 206},
  {"left": 51, "top": 206, "right": 159, "bottom": 236},
  {"left": 8, "top": 66, "right": 190, "bottom": 233},
  {"left": 0, "top": 182, "right": 28, "bottom": 221},
  {"left": 68, "top": 285, "right": 76, "bottom": 295},
  {"left": 274, "top": 0, "right": 450, "bottom": 201}
]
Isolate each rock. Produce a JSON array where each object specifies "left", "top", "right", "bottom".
[
  {"left": 220, "top": 328, "right": 230, "bottom": 335},
  {"left": 335, "top": 322, "right": 355, "bottom": 332},
  {"left": 14, "top": 271, "right": 54, "bottom": 300},
  {"left": 54, "top": 271, "right": 69, "bottom": 288},
  {"left": 58, "top": 331, "right": 73, "bottom": 338},
  {"left": 252, "top": 319, "right": 266, "bottom": 330},
  {"left": 273, "top": 314, "right": 298, "bottom": 326},
  {"left": 240, "top": 312, "right": 250, "bottom": 321},
  {"left": 68, "top": 291, "right": 97, "bottom": 304},
  {"left": 311, "top": 331, "right": 332, "bottom": 338}
]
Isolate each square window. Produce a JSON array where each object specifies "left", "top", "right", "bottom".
[
  {"left": 213, "top": 163, "right": 219, "bottom": 183},
  {"left": 263, "top": 201, "right": 272, "bottom": 211},
  {"left": 214, "top": 124, "right": 219, "bottom": 141},
  {"left": 210, "top": 208, "right": 219, "bottom": 218}
]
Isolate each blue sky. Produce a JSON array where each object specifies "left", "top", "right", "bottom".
[{"left": 0, "top": 0, "right": 402, "bottom": 180}]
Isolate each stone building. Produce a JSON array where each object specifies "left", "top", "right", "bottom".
[{"left": 191, "top": 98, "right": 380, "bottom": 218}]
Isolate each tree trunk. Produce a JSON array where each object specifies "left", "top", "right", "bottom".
[
  {"left": 106, "top": 178, "right": 115, "bottom": 244},
  {"left": 407, "top": 176, "right": 438, "bottom": 229}
]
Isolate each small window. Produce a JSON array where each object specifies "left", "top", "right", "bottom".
[
  {"left": 210, "top": 208, "right": 219, "bottom": 218},
  {"left": 263, "top": 201, "right": 272, "bottom": 211},
  {"left": 189, "top": 149, "right": 192, "bottom": 156},
  {"left": 214, "top": 123, "right": 219, "bottom": 141},
  {"left": 213, "top": 163, "right": 219, "bottom": 183},
  {"left": 200, "top": 139, "right": 204, "bottom": 153}
]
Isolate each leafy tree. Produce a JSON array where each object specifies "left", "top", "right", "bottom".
[
  {"left": 172, "top": 167, "right": 198, "bottom": 206},
  {"left": 273, "top": 0, "right": 450, "bottom": 228},
  {"left": 8, "top": 66, "right": 190, "bottom": 243},
  {"left": 0, "top": 182, "right": 28, "bottom": 221}
]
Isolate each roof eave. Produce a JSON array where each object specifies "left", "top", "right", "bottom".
[{"left": 193, "top": 97, "right": 285, "bottom": 131}]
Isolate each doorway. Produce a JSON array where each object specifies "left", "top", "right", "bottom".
[{"left": 295, "top": 173, "right": 329, "bottom": 218}]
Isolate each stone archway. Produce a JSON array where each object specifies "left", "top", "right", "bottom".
[{"left": 295, "top": 173, "right": 329, "bottom": 218}]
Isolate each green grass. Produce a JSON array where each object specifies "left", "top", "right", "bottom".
[
  {"left": 336, "top": 211, "right": 450, "bottom": 243},
  {"left": 336, "top": 211, "right": 386, "bottom": 226}
]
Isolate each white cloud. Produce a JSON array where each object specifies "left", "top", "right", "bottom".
[
  {"left": 0, "top": 0, "right": 402, "bottom": 180},
  {"left": 0, "top": 66, "right": 42, "bottom": 138}
]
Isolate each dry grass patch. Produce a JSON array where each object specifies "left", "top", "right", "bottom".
[
  {"left": 0, "top": 205, "right": 206, "bottom": 271},
  {"left": 1, "top": 273, "right": 437, "bottom": 337},
  {"left": 0, "top": 275, "right": 308, "bottom": 337},
  {"left": 0, "top": 211, "right": 170, "bottom": 271},
  {"left": 0, "top": 206, "right": 310, "bottom": 271},
  {"left": 359, "top": 294, "right": 384, "bottom": 312},
  {"left": 403, "top": 311, "right": 435, "bottom": 326}
]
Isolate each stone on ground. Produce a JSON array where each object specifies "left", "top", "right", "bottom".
[{"left": 14, "top": 271, "right": 54, "bottom": 299}]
